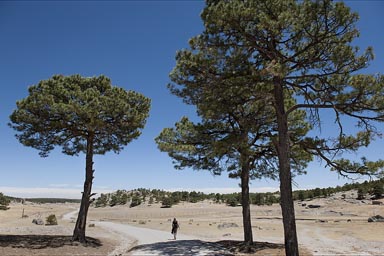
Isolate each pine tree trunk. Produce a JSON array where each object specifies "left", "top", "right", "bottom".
[
  {"left": 72, "top": 135, "right": 94, "bottom": 243},
  {"left": 273, "top": 77, "right": 299, "bottom": 256},
  {"left": 241, "top": 164, "right": 253, "bottom": 246}
]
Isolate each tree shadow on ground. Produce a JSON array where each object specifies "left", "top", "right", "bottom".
[
  {"left": 0, "top": 235, "right": 102, "bottom": 250},
  {"left": 129, "top": 239, "right": 284, "bottom": 255},
  {"left": 217, "top": 240, "right": 285, "bottom": 254}
]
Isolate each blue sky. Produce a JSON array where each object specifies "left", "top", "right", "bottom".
[{"left": 1, "top": 1, "right": 383, "bottom": 199}]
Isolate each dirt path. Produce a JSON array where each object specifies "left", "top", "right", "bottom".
[
  {"left": 94, "top": 221, "right": 231, "bottom": 256},
  {"left": 63, "top": 210, "right": 230, "bottom": 255},
  {"left": 67, "top": 208, "right": 383, "bottom": 255}
]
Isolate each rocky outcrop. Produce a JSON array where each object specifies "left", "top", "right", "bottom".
[
  {"left": 307, "top": 204, "right": 321, "bottom": 208},
  {"left": 368, "top": 215, "right": 384, "bottom": 222},
  {"left": 32, "top": 218, "right": 44, "bottom": 225}
]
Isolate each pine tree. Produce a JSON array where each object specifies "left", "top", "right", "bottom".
[
  {"left": 185, "top": 0, "right": 384, "bottom": 255},
  {"left": 9, "top": 74, "right": 150, "bottom": 243},
  {"left": 0, "top": 193, "right": 10, "bottom": 210}
]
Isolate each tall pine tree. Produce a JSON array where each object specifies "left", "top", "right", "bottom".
[
  {"left": 157, "top": 34, "right": 311, "bottom": 247},
  {"left": 9, "top": 74, "right": 150, "bottom": 242},
  {"left": 164, "top": 0, "right": 384, "bottom": 254}
]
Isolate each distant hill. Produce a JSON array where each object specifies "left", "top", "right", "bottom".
[
  {"left": 94, "top": 178, "right": 384, "bottom": 209},
  {"left": 6, "top": 196, "right": 81, "bottom": 204},
  {"left": 2, "top": 179, "right": 382, "bottom": 207}
]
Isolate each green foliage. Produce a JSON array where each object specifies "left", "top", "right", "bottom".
[
  {"left": 161, "top": 197, "right": 173, "bottom": 208},
  {"left": 175, "top": 1, "right": 384, "bottom": 252},
  {"left": 0, "top": 193, "right": 10, "bottom": 210},
  {"left": 251, "top": 192, "right": 280, "bottom": 206},
  {"left": 24, "top": 198, "right": 81, "bottom": 204},
  {"left": 94, "top": 179, "right": 384, "bottom": 209},
  {"left": 46, "top": 214, "right": 58, "bottom": 225},
  {"left": 95, "top": 193, "right": 109, "bottom": 208},
  {"left": 214, "top": 193, "right": 222, "bottom": 203},
  {"left": 292, "top": 179, "right": 384, "bottom": 201},
  {"left": 9, "top": 74, "right": 150, "bottom": 242},
  {"left": 225, "top": 195, "right": 240, "bottom": 207},
  {"left": 130, "top": 195, "right": 142, "bottom": 208},
  {"left": 109, "top": 190, "right": 129, "bottom": 207},
  {"left": 95, "top": 188, "right": 220, "bottom": 208},
  {"left": 313, "top": 188, "right": 322, "bottom": 198},
  {"left": 357, "top": 188, "right": 366, "bottom": 200},
  {"left": 298, "top": 191, "right": 305, "bottom": 201},
  {"left": 188, "top": 0, "right": 384, "bottom": 182},
  {"left": 372, "top": 182, "right": 384, "bottom": 199},
  {"left": 9, "top": 74, "right": 151, "bottom": 158},
  {"left": 158, "top": 50, "right": 313, "bottom": 180}
]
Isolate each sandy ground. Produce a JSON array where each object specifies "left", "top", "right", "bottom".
[
  {"left": 0, "top": 203, "right": 119, "bottom": 256},
  {"left": 87, "top": 191, "right": 384, "bottom": 255},
  {"left": 0, "top": 191, "right": 383, "bottom": 255}
]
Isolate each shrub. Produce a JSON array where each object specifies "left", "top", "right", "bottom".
[
  {"left": 372, "top": 183, "right": 384, "bottom": 199},
  {"left": 130, "top": 196, "right": 142, "bottom": 208},
  {"left": 95, "top": 193, "right": 109, "bottom": 207},
  {"left": 46, "top": 214, "right": 58, "bottom": 225},
  {"left": 226, "top": 196, "right": 239, "bottom": 207},
  {"left": 0, "top": 193, "right": 10, "bottom": 210},
  {"left": 357, "top": 188, "right": 366, "bottom": 200},
  {"left": 161, "top": 197, "right": 173, "bottom": 208}
]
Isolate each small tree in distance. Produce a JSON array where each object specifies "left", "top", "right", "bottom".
[
  {"left": 372, "top": 183, "right": 384, "bottom": 199},
  {"left": 161, "top": 197, "right": 173, "bottom": 208},
  {"left": 0, "top": 193, "right": 10, "bottom": 210},
  {"left": 9, "top": 74, "right": 151, "bottom": 243}
]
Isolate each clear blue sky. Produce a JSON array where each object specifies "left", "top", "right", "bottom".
[{"left": 1, "top": 1, "right": 383, "bottom": 199}]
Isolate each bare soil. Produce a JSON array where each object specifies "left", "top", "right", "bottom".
[
  {"left": 0, "top": 203, "right": 119, "bottom": 256},
  {"left": 0, "top": 190, "right": 383, "bottom": 255}
]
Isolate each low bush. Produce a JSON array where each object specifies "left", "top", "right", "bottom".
[{"left": 46, "top": 214, "right": 58, "bottom": 225}]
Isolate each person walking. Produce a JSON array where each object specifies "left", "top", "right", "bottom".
[{"left": 171, "top": 218, "right": 180, "bottom": 240}]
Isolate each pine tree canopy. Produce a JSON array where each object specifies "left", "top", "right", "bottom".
[
  {"left": 166, "top": 0, "right": 384, "bottom": 178},
  {"left": 9, "top": 74, "right": 151, "bottom": 157}
]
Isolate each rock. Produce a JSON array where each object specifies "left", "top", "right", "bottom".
[
  {"left": 368, "top": 215, "right": 384, "bottom": 222},
  {"left": 372, "top": 201, "right": 383, "bottom": 205},
  {"left": 32, "top": 218, "right": 44, "bottom": 225},
  {"left": 218, "top": 222, "right": 239, "bottom": 229},
  {"left": 308, "top": 204, "right": 321, "bottom": 208}
]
